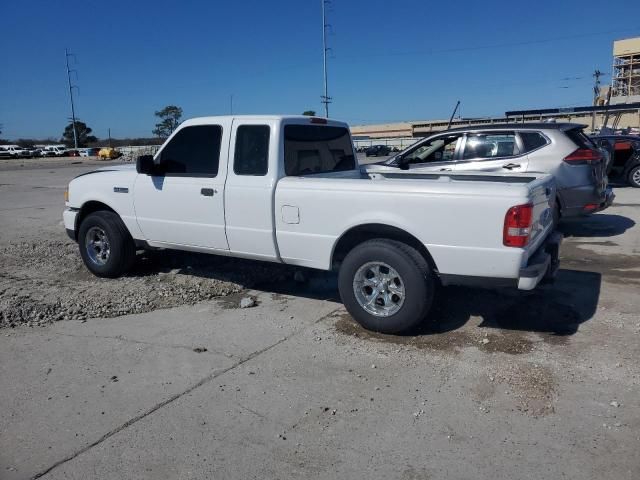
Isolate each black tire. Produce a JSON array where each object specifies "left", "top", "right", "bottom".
[
  {"left": 338, "top": 239, "right": 435, "bottom": 334},
  {"left": 627, "top": 165, "right": 640, "bottom": 188},
  {"left": 78, "top": 211, "right": 136, "bottom": 278}
]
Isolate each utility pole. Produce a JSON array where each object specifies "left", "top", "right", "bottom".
[
  {"left": 592, "top": 69, "right": 606, "bottom": 132},
  {"left": 65, "top": 49, "right": 79, "bottom": 149},
  {"left": 321, "top": 0, "right": 332, "bottom": 118}
]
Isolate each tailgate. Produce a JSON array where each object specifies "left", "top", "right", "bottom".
[{"left": 525, "top": 176, "right": 555, "bottom": 257}]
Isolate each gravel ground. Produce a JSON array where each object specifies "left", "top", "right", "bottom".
[{"left": 0, "top": 238, "right": 293, "bottom": 328}]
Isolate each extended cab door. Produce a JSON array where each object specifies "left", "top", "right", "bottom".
[
  {"left": 223, "top": 119, "right": 279, "bottom": 260},
  {"left": 133, "top": 121, "right": 231, "bottom": 249},
  {"left": 453, "top": 131, "right": 529, "bottom": 172}
]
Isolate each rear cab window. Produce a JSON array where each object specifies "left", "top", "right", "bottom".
[{"left": 284, "top": 125, "right": 355, "bottom": 176}]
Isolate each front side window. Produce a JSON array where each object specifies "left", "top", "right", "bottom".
[
  {"left": 463, "top": 133, "right": 517, "bottom": 160},
  {"left": 159, "top": 125, "right": 222, "bottom": 176},
  {"left": 234, "top": 125, "right": 269, "bottom": 176},
  {"left": 403, "top": 134, "right": 461, "bottom": 165},
  {"left": 284, "top": 125, "right": 355, "bottom": 176}
]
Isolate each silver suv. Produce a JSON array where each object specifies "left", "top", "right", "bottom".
[{"left": 384, "top": 123, "right": 614, "bottom": 220}]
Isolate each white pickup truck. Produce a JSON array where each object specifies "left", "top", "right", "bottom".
[{"left": 64, "top": 115, "right": 561, "bottom": 333}]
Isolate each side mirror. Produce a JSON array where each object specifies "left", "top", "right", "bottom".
[{"left": 136, "top": 155, "right": 155, "bottom": 174}]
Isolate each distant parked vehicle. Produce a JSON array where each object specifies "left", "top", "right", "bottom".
[
  {"left": 594, "top": 135, "right": 640, "bottom": 187},
  {"left": 41, "top": 146, "right": 68, "bottom": 157},
  {"left": 98, "top": 147, "right": 122, "bottom": 159},
  {"left": 1, "top": 145, "right": 30, "bottom": 158},
  {"left": 365, "top": 145, "right": 391, "bottom": 157},
  {"left": 67, "top": 149, "right": 81, "bottom": 157},
  {"left": 377, "top": 123, "right": 614, "bottom": 222},
  {"left": 0, "top": 147, "right": 12, "bottom": 158},
  {"left": 22, "top": 146, "right": 42, "bottom": 157}
]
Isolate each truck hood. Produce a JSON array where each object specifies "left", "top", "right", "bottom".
[{"left": 74, "top": 163, "right": 136, "bottom": 179}]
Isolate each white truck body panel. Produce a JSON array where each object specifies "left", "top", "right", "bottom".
[{"left": 64, "top": 115, "right": 558, "bottom": 289}]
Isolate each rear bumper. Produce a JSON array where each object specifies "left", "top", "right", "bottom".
[
  {"left": 560, "top": 185, "right": 614, "bottom": 217},
  {"left": 517, "top": 231, "right": 562, "bottom": 290}
]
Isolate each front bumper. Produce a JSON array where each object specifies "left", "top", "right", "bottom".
[
  {"left": 517, "top": 231, "right": 562, "bottom": 290},
  {"left": 63, "top": 208, "right": 78, "bottom": 241}
]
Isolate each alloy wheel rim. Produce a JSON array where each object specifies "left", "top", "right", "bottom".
[
  {"left": 85, "top": 226, "right": 111, "bottom": 266},
  {"left": 353, "top": 262, "right": 405, "bottom": 317}
]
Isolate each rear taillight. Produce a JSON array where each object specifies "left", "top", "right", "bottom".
[
  {"left": 563, "top": 148, "right": 602, "bottom": 165},
  {"left": 503, "top": 203, "right": 533, "bottom": 248}
]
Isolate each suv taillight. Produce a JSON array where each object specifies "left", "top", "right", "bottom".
[
  {"left": 503, "top": 204, "right": 533, "bottom": 248},
  {"left": 563, "top": 148, "right": 602, "bottom": 165}
]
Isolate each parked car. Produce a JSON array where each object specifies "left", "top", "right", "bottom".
[
  {"left": 592, "top": 135, "right": 640, "bottom": 187},
  {"left": 1, "top": 145, "right": 30, "bottom": 158},
  {"left": 67, "top": 149, "right": 81, "bottom": 157},
  {"left": 80, "top": 147, "right": 101, "bottom": 157},
  {"left": 22, "top": 146, "right": 42, "bottom": 157},
  {"left": 365, "top": 145, "right": 391, "bottom": 157},
  {"left": 98, "top": 147, "right": 122, "bottom": 159},
  {"left": 41, "top": 146, "right": 68, "bottom": 157},
  {"left": 0, "top": 147, "right": 12, "bottom": 158},
  {"left": 64, "top": 115, "right": 560, "bottom": 334},
  {"left": 377, "top": 123, "right": 613, "bottom": 222}
]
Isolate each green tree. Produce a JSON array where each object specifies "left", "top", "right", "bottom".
[
  {"left": 61, "top": 121, "right": 98, "bottom": 147},
  {"left": 153, "top": 105, "right": 183, "bottom": 138},
  {"left": 302, "top": 110, "right": 316, "bottom": 116}
]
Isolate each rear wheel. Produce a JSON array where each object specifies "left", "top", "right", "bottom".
[
  {"left": 338, "top": 239, "right": 434, "bottom": 334},
  {"left": 627, "top": 165, "right": 640, "bottom": 188},
  {"left": 78, "top": 211, "right": 136, "bottom": 278}
]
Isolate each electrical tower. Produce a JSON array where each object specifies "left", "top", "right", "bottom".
[
  {"left": 592, "top": 69, "right": 607, "bottom": 131},
  {"left": 321, "top": 0, "right": 332, "bottom": 118},
  {"left": 65, "top": 49, "right": 79, "bottom": 149}
]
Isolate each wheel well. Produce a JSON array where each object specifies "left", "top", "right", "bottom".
[
  {"left": 331, "top": 224, "right": 438, "bottom": 272},
  {"left": 74, "top": 201, "right": 116, "bottom": 239}
]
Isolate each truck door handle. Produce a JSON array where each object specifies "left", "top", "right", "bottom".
[
  {"left": 439, "top": 168, "right": 452, "bottom": 171},
  {"left": 200, "top": 188, "right": 216, "bottom": 196},
  {"left": 502, "top": 163, "right": 521, "bottom": 170}
]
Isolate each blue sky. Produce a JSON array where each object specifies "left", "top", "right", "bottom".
[{"left": 1, "top": 0, "right": 639, "bottom": 139}]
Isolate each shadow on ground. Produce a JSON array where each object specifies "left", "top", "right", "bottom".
[{"left": 559, "top": 213, "right": 635, "bottom": 238}]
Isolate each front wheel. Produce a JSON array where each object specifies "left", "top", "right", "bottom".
[
  {"left": 627, "top": 165, "right": 640, "bottom": 188},
  {"left": 78, "top": 211, "right": 136, "bottom": 278},
  {"left": 338, "top": 239, "right": 435, "bottom": 334}
]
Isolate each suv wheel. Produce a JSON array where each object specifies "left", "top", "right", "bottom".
[
  {"left": 338, "top": 239, "right": 434, "bottom": 334},
  {"left": 78, "top": 211, "right": 136, "bottom": 278},
  {"left": 627, "top": 165, "right": 640, "bottom": 188}
]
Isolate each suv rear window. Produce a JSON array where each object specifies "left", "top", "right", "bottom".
[
  {"left": 284, "top": 125, "right": 355, "bottom": 176},
  {"left": 520, "top": 132, "right": 548, "bottom": 152},
  {"left": 565, "top": 128, "right": 596, "bottom": 149}
]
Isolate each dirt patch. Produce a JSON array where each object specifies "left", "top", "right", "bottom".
[
  {"left": 489, "top": 362, "right": 557, "bottom": 416},
  {"left": 0, "top": 238, "right": 293, "bottom": 328},
  {"left": 334, "top": 314, "right": 534, "bottom": 355}
]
